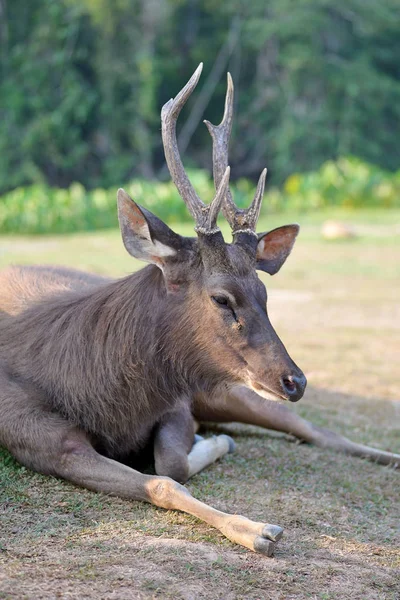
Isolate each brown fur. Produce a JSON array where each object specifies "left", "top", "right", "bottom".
[{"left": 0, "top": 264, "right": 221, "bottom": 459}]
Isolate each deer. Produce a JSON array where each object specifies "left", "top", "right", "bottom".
[{"left": 0, "top": 65, "right": 398, "bottom": 559}]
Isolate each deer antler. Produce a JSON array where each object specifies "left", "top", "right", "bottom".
[
  {"left": 204, "top": 73, "right": 267, "bottom": 238},
  {"left": 161, "top": 64, "right": 230, "bottom": 235}
]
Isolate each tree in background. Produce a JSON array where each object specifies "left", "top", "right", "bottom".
[{"left": 0, "top": 0, "right": 399, "bottom": 193}]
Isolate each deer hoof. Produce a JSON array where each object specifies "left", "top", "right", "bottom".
[
  {"left": 262, "top": 524, "right": 284, "bottom": 542},
  {"left": 254, "top": 537, "right": 276, "bottom": 557},
  {"left": 219, "top": 434, "right": 236, "bottom": 453},
  {"left": 221, "top": 516, "right": 284, "bottom": 557}
]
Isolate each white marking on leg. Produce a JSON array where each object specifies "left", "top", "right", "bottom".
[{"left": 187, "top": 435, "right": 232, "bottom": 478}]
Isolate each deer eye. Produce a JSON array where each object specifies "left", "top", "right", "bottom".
[
  {"left": 211, "top": 295, "right": 230, "bottom": 307},
  {"left": 211, "top": 294, "right": 239, "bottom": 323}
]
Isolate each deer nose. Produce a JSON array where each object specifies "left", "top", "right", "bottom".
[{"left": 281, "top": 373, "right": 307, "bottom": 402}]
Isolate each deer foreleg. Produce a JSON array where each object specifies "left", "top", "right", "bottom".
[
  {"left": 145, "top": 476, "right": 283, "bottom": 556},
  {"left": 22, "top": 434, "right": 283, "bottom": 556},
  {"left": 64, "top": 439, "right": 282, "bottom": 556},
  {"left": 153, "top": 405, "right": 235, "bottom": 482},
  {"left": 193, "top": 387, "right": 400, "bottom": 468}
]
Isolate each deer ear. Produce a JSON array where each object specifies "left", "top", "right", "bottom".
[
  {"left": 256, "top": 224, "right": 299, "bottom": 275},
  {"left": 117, "top": 189, "right": 182, "bottom": 267}
]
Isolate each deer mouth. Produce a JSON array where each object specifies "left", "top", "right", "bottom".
[{"left": 246, "top": 379, "right": 287, "bottom": 402}]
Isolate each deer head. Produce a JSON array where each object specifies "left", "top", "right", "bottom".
[{"left": 117, "top": 64, "right": 306, "bottom": 403}]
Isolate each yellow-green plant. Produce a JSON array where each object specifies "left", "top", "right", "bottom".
[{"left": 281, "top": 157, "right": 400, "bottom": 211}]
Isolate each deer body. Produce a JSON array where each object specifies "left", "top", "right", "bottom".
[
  {"left": 0, "top": 254, "right": 292, "bottom": 556},
  {"left": 0, "top": 261, "right": 245, "bottom": 461},
  {"left": 0, "top": 265, "right": 192, "bottom": 458},
  {"left": 1, "top": 66, "right": 398, "bottom": 559}
]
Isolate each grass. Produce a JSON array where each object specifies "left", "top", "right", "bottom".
[{"left": 0, "top": 208, "right": 399, "bottom": 599}]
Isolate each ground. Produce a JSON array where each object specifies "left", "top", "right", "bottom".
[{"left": 0, "top": 208, "right": 399, "bottom": 599}]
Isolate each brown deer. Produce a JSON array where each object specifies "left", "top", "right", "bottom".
[{"left": 0, "top": 65, "right": 398, "bottom": 558}]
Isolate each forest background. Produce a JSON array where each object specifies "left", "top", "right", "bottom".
[{"left": 1, "top": 0, "right": 400, "bottom": 232}]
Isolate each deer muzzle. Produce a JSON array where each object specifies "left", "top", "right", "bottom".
[{"left": 280, "top": 372, "right": 307, "bottom": 402}]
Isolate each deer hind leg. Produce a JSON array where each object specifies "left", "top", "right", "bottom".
[
  {"left": 193, "top": 387, "right": 400, "bottom": 468},
  {"left": 153, "top": 405, "right": 235, "bottom": 483},
  {"left": 0, "top": 379, "right": 282, "bottom": 557}
]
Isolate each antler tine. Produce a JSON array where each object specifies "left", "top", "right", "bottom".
[
  {"left": 205, "top": 73, "right": 267, "bottom": 238},
  {"left": 246, "top": 168, "right": 267, "bottom": 229},
  {"left": 201, "top": 166, "right": 231, "bottom": 235},
  {"left": 204, "top": 73, "right": 238, "bottom": 227},
  {"left": 162, "top": 63, "right": 224, "bottom": 235}
]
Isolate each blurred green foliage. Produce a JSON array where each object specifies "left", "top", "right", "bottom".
[
  {"left": 281, "top": 157, "right": 400, "bottom": 211},
  {"left": 1, "top": 0, "right": 400, "bottom": 195},
  {"left": 1, "top": 158, "right": 398, "bottom": 234}
]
